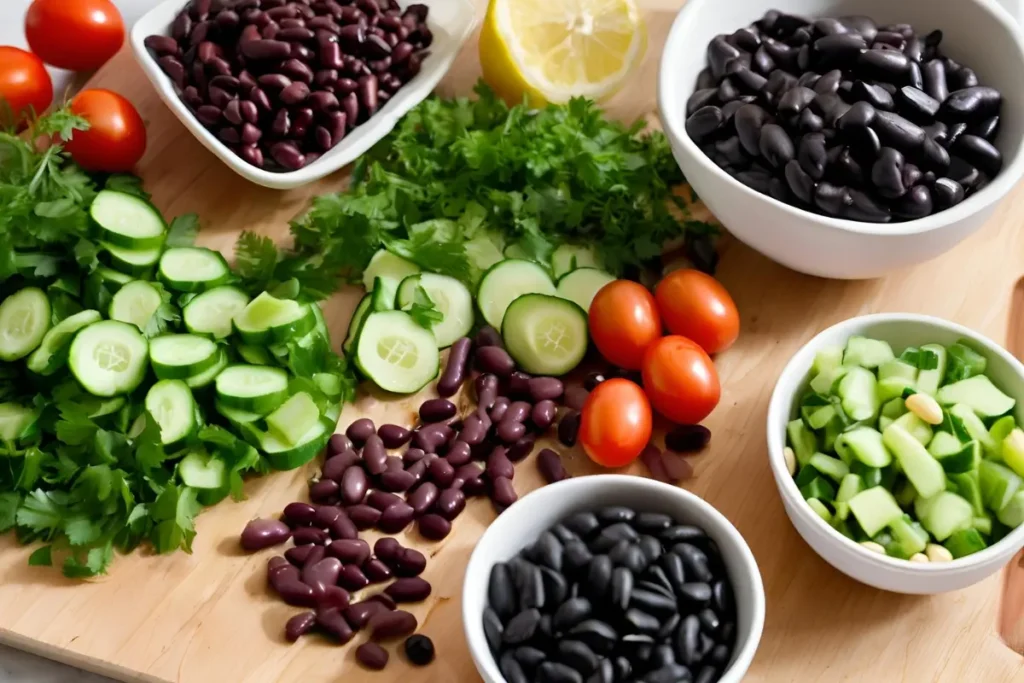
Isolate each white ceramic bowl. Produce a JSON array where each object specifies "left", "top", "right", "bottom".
[
  {"left": 658, "top": 0, "right": 1024, "bottom": 279},
  {"left": 768, "top": 313, "right": 1024, "bottom": 593},
  {"left": 130, "top": 0, "right": 477, "bottom": 190},
  {"left": 462, "top": 475, "right": 765, "bottom": 683}
]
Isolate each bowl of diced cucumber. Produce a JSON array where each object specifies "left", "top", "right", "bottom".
[{"left": 768, "top": 313, "right": 1024, "bottom": 594}]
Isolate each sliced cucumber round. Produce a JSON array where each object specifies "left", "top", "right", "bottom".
[
  {"left": 215, "top": 400, "right": 264, "bottom": 425},
  {"left": 396, "top": 272, "right": 474, "bottom": 348},
  {"left": 550, "top": 244, "right": 600, "bottom": 280},
  {"left": 362, "top": 249, "right": 420, "bottom": 293},
  {"left": 501, "top": 294, "right": 588, "bottom": 376},
  {"left": 260, "top": 418, "right": 331, "bottom": 470},
  {"left": 343, "top": 293, "right": 373, "bottom": 356},
  {"left": 26, "top": 309, "right": 103, "bottom": 375},
  {"left": 149, "top": 334, "right": 220, "bottom": 380},
  {"left": 233, "top": 292, "right": 316, "bottom": 344},
  {"left": 100, "top": 241, "right": 162, "bottom": 277},
  {"left": 178, "top": 451, "right": 227, "bottom": 489},
  {"left": 185, "top": 349, "right": 228, "bottom": 388},
  {"left": 555, "top": 268, "right": 616, "bottom": 314},
  {"left": 158, "top": 247, "right": 231, "bottom": 292},
  {"left": 235, "top": 343, "right": 273, "bottom": 366},
  {"left": 109, "top": 281, "right": 163, "bottom": 331},
  {"left": 183, "top": 286, "right": 250, "bottom": 339},
  {"left": 355, "top": 310, "right": 439, "bottom": 394},
  {"left": 91, "top": 190, "right": 167, "bottom": 250},
  {"left": 215, "top": 364, "right": 290, "bottom": 414},
  {"left": 145, "top": 379, "right": 198, "bottom": 447},
  {"left": 477, "top": 259, "right": 556, "bottom": 329},
  {"left": 0, "top": 288, "right": 51, "bottom": 362},
  {"left": 68, "top": 320, "right": 149, "bottom": 397}
]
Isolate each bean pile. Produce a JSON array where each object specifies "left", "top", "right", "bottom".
[
  {"left": 685, "top": 10, "right": 1005, "bottom": 222},
  {"left": 144, "top": 0, "right": 432, "bottom": 171},
  {"left": 485, "top": 507, "right": 737, "bottom": 683}
]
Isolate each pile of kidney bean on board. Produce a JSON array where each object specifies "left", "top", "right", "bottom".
[
  {"left": 145, "top": 0, "right": 432, "bottom": 171},
  {"left": 685, "top": 10, "right": 1004, "bottom": 222},
  {"left": 239, "top": 327, "right": 706, "bottom": 671}
]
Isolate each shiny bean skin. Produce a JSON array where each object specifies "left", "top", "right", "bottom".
[
  {"left": 477, "top": 346, "right": 515, "bottom": 376},
  {"left": 458, "top": 414, "right": 490, "bottom": 445},
  {"left": 475, "top": 325, "right": 503, "bottom": 348},
  {"left": 327, "top": 538, "right": 371, "bottom": 564},
  {"left": 497, "top": 419, "right": 527, "bottom": 444},
  {"left": 345, "top": 599, "right": 390, "bottom": 629},
  {"left": 386, "top": 577, "right": 432, "bottom": 602},
  {"left": 328, "top": 512, "right": 359, "bottom": 540},
  {"left": 487, "top": 447, "right": 516, "bottom": 480},
  {"left": 362, "top": 435, "right": 388, "bottom": 474},
  {"left": 419, "top": 513, "right": 452, "bottom": 540},
  {"left": 408, "top": 482, "right": 439, "bottom": 516},
  {"left": 475, "top": 374, "right": 500, "bottom": 411},
  {"left": 537, "top": 448, "right": 568, "bottom": 483},
  {"left": 363, "top": 558, "right": 393, "bottom": 583},
  {"left": 309, "top": 478, "right": 340, "bottom": 504},
  {"left": 437, "top": 337, "right": 473, "bottom": 397},
  {"left": 346, "top": 504, "right": 382, "bottom": 530},
  {"left": 558, "top": 411, "right": 581, "bottom": 447},
  {"left": 507, "top": 434, "right": 536, "bottom": 463},
  {"left": 378, "top": 502, "right": 415, "bottom": 533},
  {"left": 283, "top": 502, "right": 318, "bottom": 527},
  {"left": 445, "top": 440, "right": 473, "bottom": 467},
  {"left": 491, "top": 476, "right": 518, "bottom": 508},
  {"left": 241, "top": 518, "right": 291, "bottom": 551},
  {"left": 379, "top": 469, "right": 417, "bottom": 492},
  {"left": 429, "top": 458, "right": 456, "bottom": 488},
  {"left": 436, "top": 487, "right": 466, "bottom": 520},
  {"left": 490, "top": 397, "right": 511, "bottom": 423},
  {"left": 531, "top": 400, "right": 558, "bottom": 430},
  {"left": 420, "top": 398, "right": 457, "bottom": 423},
  {"left": 395, "top": 548, "right": 428, "bottom": 577},
  {"left": 285, "top": 611, "right": 317, "bottom": 641},
  {"left": 367, "top": 490, "right": 403, "bottom": 511},
  {"left": 378, "top": 423, "right": 412, "bottom": 448},
  {"left": 369, "top": 609, "right": 418, "bottom": 640},
  {"left": 316, "top": 607, "right": 355, "bottom": 642}
]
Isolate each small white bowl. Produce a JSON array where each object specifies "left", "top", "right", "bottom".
[
  {"left": 462, "top": 475, "right": 765, "bottom": 683},
  {"left": 130, "top": 0, "right": 477, "bottom": 190},
  {"left": 767, "top": 313, "right": 1024, "bottom": 594},
  {"left": 658, "top": 0, "right": 1024, "bottom": 279}
]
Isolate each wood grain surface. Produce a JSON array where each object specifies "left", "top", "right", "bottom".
[{"left": 3, "top": 1, "right": 1024, "bottom": 681}]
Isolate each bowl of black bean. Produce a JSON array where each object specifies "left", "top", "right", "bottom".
[
  {"left": 462, "top": 475, "right": 765, "bottom": 683},
  {"left": 130, "top": 0, "right": 477, "bottom": 189},
  {"left": 658, "top": 0, "right": 1024, "bottom": 279}
]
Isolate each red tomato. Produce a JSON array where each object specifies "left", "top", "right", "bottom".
[
  {"left": 0, "top": 47, "right": 53, "bottom": 128},
  {"left": 25, "top": 0, "right": 125, "bottom": 72},
  {"left": 642, "top": 335, "right": 720, "bottom": 424},
  {"left": 64, "top": 89, "right": 146, "bottom": 172},
  {"left": 588, "top": 281, "right": 662, "bottom": 370},
  {"left": 580, "top": 379, "right": 653, "bottom": 468},
  {"left": 655, "top": 269, "right": 740, "bottom": 355}
]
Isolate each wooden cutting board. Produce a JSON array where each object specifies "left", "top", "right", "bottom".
[{"left": 4, "top": 1, "right": 1024, "bottom": 681}]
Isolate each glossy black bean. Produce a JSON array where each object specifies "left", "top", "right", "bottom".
[
  {"left": 797, "top": 108, "right": 824, "bottom": 134},
  {"left": 484, "top": 606, "right": 505, "bottom": 655},
  {"left": 952, "top": 134, "right": 1003, "bottom": 175},
  {"left": 795, "top": 133, "right": 826, "bottom": 180},
  {"left": 504, "top": 608, "right": 542, "bottom": 644},
  {"left": 686, "top": 88, "right": 719, "bottom": 117},
  {"left": 501, "top": 653, "right": 530, "bottom": 683},
  {"left": 932, "top": 177, "right": 966, "bottom": 210},
  {"left": 893, "top": 184, "right": 933, "bottom": 218},
  {"left": 685, "top": 106, "right": 724, "bottom": 143},
  {"left": 870, "top": 147, "right": 906, "bottom": 197},
  {"left": 707, "top": 36, "right": 742, "bottom": 80},
  {"left": 733, "top": 104, "right": 770, "bottom": 155},
  {"left": 941, "top": 86, "right": 1002, "bottom": 122},
  {"left": 844, "top": 189, "right": 891, "bottom": 222},
  {"left": 774, "top": 86, "right": 814, "bottom": 117}
]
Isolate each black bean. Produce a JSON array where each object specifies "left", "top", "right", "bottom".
[
  {"left": 558, "top": 411, "right": 580, "bottom": 447},
  {"left": 551, "top": 596, "right": 592, "bottom": 633},
  {"left": 871, "top": 147, "right": 907, "bottom": 198},
  {"left": 932, "top": 177, "right": 965, "bottom": 210},
  {"left": 707, "top": 36, "right": 742, "bottom": 80},
  {"left": 610, "top": 567, "right": 633, "bottom": 611},
  {"left": 686, "top": 88, "right": 719, "bottom": 116},
  {"left": 734, "top": 104, "right": 770, "bottom": 155},
  {"left": 504, "top": 608, "right": 542, "bottom": 644},
  {"left": 797, "top": 108, "right": 824, "bottom": 134},
  {"left": 843, "top": 189, "right": 890, "bottom": 222},
  {"left": 813, "top": 34, "right": 866, "bottom": 70},
  {"left": 566, "top": 512, "right": 601, "bottom": 537},
  {"left": 586, "top": 555, "right": 613, "bottom": 598},
  {"left": 951, "top": 67, "right": 980, "bottom": 90},
  {"left": 540, "top": 566, "right": 568, "bottom": 606},
  {"left": 563, "top": 541, "right": 593, "bottom": 575},
  {"left": 695, "top": 665, "right": 719, "bottom": 683},
  {"left": 678, "top": 582, "right": 713, "bottom": 607},
  {"left": 613, "top": 656, "right": 632, "bottom": 681},
  {"left": 893, "top": 184, "right": 933, "bottom": 219},
  {"left": 537, "top": 662, "right": 583, "bottom": 683},
  {"left": 501, "top": 653, "right": 530, "bottom": 683},
  {"left": 951, "top": 134, "right": 1002, "bottom": 175},
  {"left": 941, "top": 86, "right": 1001, "bottom": 122},
  {"left": 569, "top": 620, "right": 618, "bottom": 654},
  {"left": 558, "top": 640, "right": 600, "bottom": 675},
  {"left": 647, "top": 663, "right": 693, "bottom": 683},
  {"left": 685, "top": 106, "right": 724, "bottom": 143}
]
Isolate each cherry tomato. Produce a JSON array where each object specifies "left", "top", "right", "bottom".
[
  {"left": 579, "top": 379, "right": 653, "bottom": 468},
  {"left": 64, "top": 89, "right": 146, "bottom": 172},
  {"left": 655, "top": 269, "right": 740, "bottom": 355},
  {"left": 25, "top": 0, "right": 125, "bottom": 72},
  {"left": 588, "top": 281, "right": 662, "bottom": 370},
  {"left": 0, "top": 47, "right": 53, "bottom": 128},
  {"left": 641, "top": 335, "right": 720, "bottom": 424}
]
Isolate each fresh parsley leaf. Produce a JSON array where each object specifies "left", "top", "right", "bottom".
[
  {"left": 0, "top": 492, "right": 20, "bottom": 533},
  {"left": 28, "top": 544, "right": 53, "bottom": 566},
  {"left": 63, "top": 540, "right": 114, "bottom": 578},
  {"left": 64, "top": 515, "right": 104, "bottom": 546},
  {"left": 16, "top": 489, "right": 65, "bottom": 538},
  {"left": 403, "top": 285, "right": 443, "bottom": 330},
  {"left": 134, "top": 414, "right": 169, "bottom": 473},
  {"left": 166, "top": 213, "right": 200, "bottom": 247},
  {"left": 235, "top": 231, "right": 279, "bottom": 293},
  {"left": 105, "top": 174, "right": 150, "bottom": 200},
  {"left": 142, "top": 283, "right": 181, "bottom": 338}
]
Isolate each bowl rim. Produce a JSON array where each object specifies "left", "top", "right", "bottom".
[
  {"left": 461, "top": 474, "right": 766, "bottom": 682},
  {"left": 128, "top": 0, "right": 479, "bottom": 190},
  {"left": 767, "top": 312, "right": 1024, "bottom": 572},
  {"left": 657, "top": 0, "right": 1024, "bottom": 237}
]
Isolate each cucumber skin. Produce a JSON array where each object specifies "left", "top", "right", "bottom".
[{"left": 501, "top": 293, "right": 588, "bottom": 376}]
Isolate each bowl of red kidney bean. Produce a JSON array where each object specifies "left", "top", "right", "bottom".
[
  {"left": 462, "top": 475, "right": 765, "bottom": 683},
  {"left": 129, "top": 0, "right": 477, "bottom": 189},
  {"left": 658, "top": 0, "right": 1024, "bottom": 279}
]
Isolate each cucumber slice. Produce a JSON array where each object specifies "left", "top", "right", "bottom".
[
  {"left": 260, "top": 418, "right": 331, "bottom": 470},
  {"left": 501, "top": 294, "right": 588, "bottom": 376},
  {"left": 810, "top": 366, "right": 847, "bottom": 395},
  {"left": 842, "top": 336, "right": 894, "bottom": 369},
  {"left": 236, "top": 344, "right": 273, "bottom": 366},
  {"left": 216, "top": 400, "right": 264, "bottom": 425},
  {"left": 937, "top": 375, "right": 1015, "bottom": 418},
  {"left": 878, "top": 376, "right": 916, "bottom": 403},
  {"left": 0, "top": 288, "right": 51, "bottom": 361},
  {"left": 883, "top": 424, "right": 946, "bottom": 498},
  {"left": 839, "top": 427, "right": 892, "bottom": 468},
  {"left": 550, "top": 244, "right": 600, "bottom": 279},
  {"left": 178, "top": 451, "right": 227, "bottom": 489},
  {"left": 183, "top": 286, "right": 250, "bottom": 339},
  {"left": 83, "top": 267, "right": 133, "bottom": 310},
  {"left": 878, "top": 359, "right": 918, "bottom": 383},
  {"left": 68, "top": 320, "right": 149, "bottom": 397},
  {"left": 555, "top": 268, "right": 616, "bottom": 314},
  {"left": 149, "top": 334, "right": 220, "bottom": 380},
  {"left": 26, "top": 309, "right": 102, "bottom": 375},
  {"left": 800, "top": 476, "right": 835, "bottom": 502},
  {"left": 888, "top": 515, "right": 928, "bottom": 557},
  {"left": 837, "top": 367, "right": 879, "bottom": 422},
  {"left": 809, "top": 452, "right": 849, "bottom": 482},
  {"left": 343, "top": 294, "right": 372, "bottom": 356},
  {"left": 915, "top": 343, "right": 947, "bottom": 396},
  {"left": 355, "top": 310, "right": 439, "bottom": 394},
  {"left": 813, "top": 346, "right": 843, "bottom": 375},
  {"left": 362, "top": 249, "right": 420, "bottom": 293},
  {"left": 184, "top": 349, "right": 228, "bottom": 388},
  {"left": 919, "top": 491, "right": 973, "bottom": 541},
  {"left": 145, "top": 380, "right": 198, "bottom": 447},
  {"left": 980, "top": 459, "right": 1022, "bottom": 512},
  {"left": 503, "top": 242, "right": 535, "bottom": 262},
  {"left": 1002, "top": 428, "right": 1024, "bottom": 478},
  {"left": 933, "top": 440, "right": 980, "bottom": 474},
  {"left": 158, "top": 247, "right": 231, "bottom": 292},
  {"left": 0, "top": 403, "right": 39, "bottom": 442},
  {"left": 950, "top": 403, "right": 997, "bottom": 454},
  {"left": 396, "top": 273, "right": 474, "bottom": 348},
  {"left": 952, "top": 471, "right": 985, "bottom": 516},
  {"left": 266, "top": 392, "right": 320, "bottom": 445},
  {"left": 100, "top": 241, "right": 162, "bottom": 276},
  {"left": 945, "top": 341, "right": 988, "bottom": 384},
  {"left": 109, "top": 281, "right": 163, "bottom": 331},
  {"left": 233, "top": 292, "right": 316, "bottom": 345},
  {"left": 891, "top": 412, "right": 933, "bottom": 447},
  {"left": 787, "top": 419, "right": 818, "bottom": 467},
  {"left": 215, "top": 364, "right": 290, "bottom": 414},
  {"left": 807, "top": 499, "right": 833, "bottom": 522},
  {"left": 848, "top": 486, "right": 903, "bottom": 538},
  {"left": 477, "top": 259, "right": 556, "bottom": 329},
  {"left": 371, "top": 276, "right": 397, "bottom": 311},
  {"left": 90, "top": 190, "right": 167, "bottom": 250}
]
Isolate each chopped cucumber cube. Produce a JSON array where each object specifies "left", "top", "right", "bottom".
[
  {"left": 839, "top": 427, "right": 891, "bottom": 468},
  {"left": 848, "top": 486, "right": 903, "bottom": 538},
  {"left": 883, "top": 424, "right": 946, "bottom": 498},
  {"left": 888, "top": 515, "right": 928, "bottom": 558},
  {"left": 915, "top": 343, "right": 947, "bottom": 396},
  {"left": 813, "top": 345, "right": 844, "bottom": 375},
  {"left": 838, "top": 367, "right": 879, "bottom": 422},
  {"left": 979, "top": 459, "right": 1023, "bottom": 513},
  {"left": 937, "top": 375, "right": 1015, "bottom": 418},
  {"left": 1003, "top": 428, "right": 1024, "bottom": 478},
  {"left": 800, "top": 477, "right": 836, "bottom": 502},
  {"left": 787, "top": 419, "right": 818, "bottom": 467},
  {"left": 950, "top": 403, "right": 997, "bottom": 455},
  {"left": 997, "top": 490, "right": 1024, "bottom": 528},
  {"left": 810, "top": 366, "right": 848, "bottom": 395},
  {"left": 807, "top": 499, "right": 833, "bottom": 522},
  {"left": 891, "top": 411, "right": 933, "bottom": 447},
  {"left": 842, "top": 336, "right": 894, "bottom": 369},
  {"left": 944, "top": 341, "right": 988, "bottom": 384},
  {"left": 943, "top": 528, "right": 987, "bottom": 558},
  {"left": 266, "top": 392, "right": 320, "bottom": 446},
  {"left": 809, "top": 452, "right": 849, "bottom": 483},
  {"left": 951, "top": 471, "right": 985, "bottom": 516},
  {"left": 918, "top": 491, "right": 973, "bottom": 541}
]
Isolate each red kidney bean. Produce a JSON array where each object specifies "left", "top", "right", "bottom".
[
  {"left": 172, "top": 10, "right": 192, "bottom": 40},
  {"left": 487, "top": 447, "right": 515, "bottom": 481},
  {"left": 318, "top": 584, "right": 351, "bottom": 610},
  {"left": 302, "top": 557, "right": 343, "bottom": 594},
  {"left": 491, "top": 477, "right": 518, "bottom": 509},
  {"left": 385, "top": 577, "right": 431, "bottom": 603},
  {"left": 270, "top": 141, "right": 305, "bottom": 170},
  {"left": 356, "top": 0, "right": 381, "bottom": 18},
  {"left": 475, "top": 326, "right": 503, "bottom": 349},
  {"left": 319, "top": 39, "right": 343, "bottom": 68},
  {"left": 277, "top": 579, "right": 319, "bottom": 607},
  {"left": 367, "top": 490, "right": 403, "bottom": 511},
  {"left": 317, "top": 607, "right": 356, "bottom": 643},
  {"left": 444, "top": 440, "right": 472, "bottom": 467},
  {"left": 374, "top": 537, "right": 403, "bottom": 561},
  {"left": 368, "top": 592, "right": 397, "bottom": 610},
  {"left": 413, "top": 424, "right": 449, "bottom": 453},
  {"left": 429, "top": 458, "right": 456, "bottom": 488},
  {"left": 238, "top": 23, "right": 261, "bottom": 45},
  {"left": 474, "top": 374, "right": 499, "bottom": 412},
  {"left": 240, "top": 122, "right": 262, "bottom": 144},
  {"left": 338, "top": 564, "right": 370, "bottom": 591},
  {"left": 182, "top": 85, "right": 202, "bottom": 107},
  {"left": 345, "top": 599, "right": 390, "bottom": 629},
  {"left": 280, "top": 18, "right": 305, "bottom": 29},
  {"left": 278, "top": 26, "right": 314, "bottom": 42},
  {"left": 241, "top": 518, "right": 291, "bottom": 551},
  {"left": 464, "top": 475, "right": 489, "bottom": 496},
  {"left": 476, "top": 346, "right": 515, "bottom": 376},
  {"left": 328, "top": 512, "right": 359, "bottom": 540},
  {"left": 507, "top": 434, "right": 536, "bottom": 463},
  {"left": 339, "top": 90, "right": 359, "bottom": 124},
  {"left": 340, "top": 465, "right": 368, "bottom": 504},
  {"left": 378, "top": 502, "right": 415, "bottom": 533},
  {"left": 346, "top": 418, "right": 376, "bottom": 445},
  {"left": 365, "top": 33, "right": 391, "bottom": 57},
  {"left": 266, "top": 5, "right": 298, "bottom": 20},
  {"left": 285, "top": 544, "right": 316, "bottom": 566},
  {"left": 507, "top": 371, "right": 532, "bottom": 398},
  {"left": 346, "top": 504, "right": 382, "bottom": 530},
  {"left": 309, "top": 16, "right": 340, "bottom": 32},
  {"left": 314, "top": 504, "right": 343, "bottom": 528},
  {"left": 217, "top": 127, "right": 240, "bottom": 145},
  {"left": 363, "top": 557, "right": 392, "bottom": 583},
  {"left": 357, "top": 74, "right": 379, "bottom": 117},
  {"left": 224, "top": 99, "right": 243, "bottom": 124},
  {"left": 454, "top": 462, "right": 484, "bottom": 485},
  {"left": 158, "top": 55, "right": 187, "bottom": 88},
  {"left": 558, "top": 411, "right": 581, "bottom": 447},
  {"left": 489, "top": 397, "right": 510, "bottom": 423},
  {"left": 530, "top": 401, "right": 557, "bottom": 430},
  {"left": 458, "top": 414, "right": 489, "bottom": 446},
  {"left": 408, "top": 481, "right": 439, "bottom": 516},
  {"left": 436, "top": 337, "right": 472, "bottom": 397},
  {"left": 309, "top": 478, "right": 340, "bottom": 504},
  {"left": 326, "top": 109, "right": 347, "bottom": 144},
  {"left": 248, "top": 86, "right": 272, "bottom": 111},
  {"left": 497, "top": 418, "right": 527, "bottom": 444},
  {"left": 370, "top": 610, "right": 418, "bottom": 640},
  {"left": 283, "top": 502, "right": 318, "bottom": 527},
  {"left": 528, "top": 377, "right": 563, "bottom": 402},
  {"left": 420, "top": 398, "right": 456, "bottom": 423},
  {"left": 280, "top": 81, "right": 311, "bottom": 105},
  {"left": 291, "top": 43, "right": 314, "bottom": 61},
  {"left": 506, "top": 401, "right": 532, "bottom": 424},
  {"left": 380, "top": 469, "right": 416, "bottom": 492},
  {"left": 406, "top": 458, "right": 428, "bottom": 484},
  {"left": 362, "top": 434, "right": 388, "bottom": 474},
  {"left": 309, "top": 90, "right": 339, "bottom": 114},
  {"left": 327, "top": 538, "right": 371, "bottom": 565},
  {"left": 285, "top": 611, "right": 316, "bottom": 641},
  {"left": 418, "top": 514, "right": 451, "bottom": 540},
  {"left": 324, "top": 448, "right": 359, "bottom": 481},
  {"left": 357, "top": 642, "right": 389, "bottom": 670},
  {"left": 242, "top": 38, "right": 292, "bottom": 59},
  {"left": 537, "top": 448, "right": 568, "bottom": 483},
  {"left": 379, "top": 72, "right": 402, "bottom": 93},
  {"left": 216, "top": 9, "right": 240, "bottom": 28},
  {"left": 314, "top": 68, "right": 338, "bottom": 87},
  {"left": 435, "top": 488, "right": 465, "bottom": 520},
  {"left": 402, "top": 447, "right": 427, "bottom": 465},
  {"left": 145, "top": 35, "right": 180, "bottom": 56},
  {"left": 391, "top": 549, "right": 426, "bottom": 579},
  {"left": 268, "top": 556, "right": 296, "bottom": 585}
]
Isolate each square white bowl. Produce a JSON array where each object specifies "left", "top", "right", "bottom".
[{"left": 130, "top": 0, "right": 478, "bottom": 190}]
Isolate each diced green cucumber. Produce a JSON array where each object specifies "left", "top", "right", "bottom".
[
  {"left": 891, "top": 412, "right": 933, "bottom": 447},
  {"left": 0, "top": 288, "right": 51, "bottom": 362},
  {"left": 1002, "top": 428, "right": 1024, "bottom": 478},
  {"left": 149, "top": 334, "right": 220, "bottom": 380},
  {"left": 215, "top": 365, "right": 290, "bottom": 414},
  {"left": 813, "top": 346, "right": 844, "bottom": 375},
  {"left": 937, "top": 375, "right": 1015, "bottom": 418},
  {"left": 803, "top": 404, "right": 836, "bottom": 431},
  {"left": 878, "top": 375, "right": 917, "bottom": 402},
  {"left": 807, "top": 499, "right": 833, "bottom": 522},
  {"left": 555, "top": 268, "right": 616, "bottom": 315},
  {"left": 501, "top": 294, "right": 588, "bottom": 376},
  {"left": 477, "top": 259, "right": 556, "bottom": 329},
  {"left": 838, "top": 367, "right": 879, "bottom": 421},
  {"left": 371, "top": 276, "right": 397, "bottom": 311},
  {"left": 183, "top": 286, "right": 250, "bottom": 339},
  {"left": 997, "top": 490, "right": 1024, "bottom": 528},
  {"left": 362, "top": 249, "right": 420, "bottom": 295},
  {"left": 215, "top": 400, "right": 263, "bottom": 425},
  {"left": 550, "top": 244, "right": 600, "bottom": 279},
  {"left": 800, "top": 477, "right": 835, "bottom": 502},
  {"left": 888, "top": 515, "right": 928, "bottom": 558},
  {"left": 928, "top": 430, "right": 964, "bottom": 458},
  {"left": 973, "top": 515, "right": 994, "bottom": 536},
  {"left": 894, "top": 478, "right": 917, "bottom": 507},
  {"left": 90, "top": 190, "right": 167, "bottom": 249},
  {"left": 787, "top": 419, "right": 818, "bottom": 467},
  {"left": 944, "top": 341, "right": 988, "bottom": 384},
  {"left": 100, "top": 241, "right": 162, "bottom": 276},
  {"left": 836, "top": 473, "right": 865, "bottom": 503},
  {"left": 26, "top": 309, "right": 102, "bottom": 375},
  {"left": 178, "top": 451, "right": 227, "bottom": 489},
  {"left": 980, "top": 459, "right": 1023, "bottom": 512},
  {"left": 145, "top": 380, "right": 198, "bottom": 447},
  {"left": 880, "top": 398, "right": 908, "bottom": 423},
  {"left": 260, "top": 418, "right": 331, "bottom": 470},
  {"left": 839, "top": 427, "right": 891, "bottom": 468},
  {"left": 235, "top": 344, "right": 272, "bottom": 366},
  {"left": 109, "top": 281, "right": 163, "bottom": 331},
  {"left": 343, "top": 293, "right": 372, "bottom": 356},
  {"left": 809, "top": 452, "right": 849, "bottom": 482},
  {"left": 396, "top": 273, "right": 474, "bottom": 348},
  {"left": 843, "top": 336, "right": 894, "bottom": 369},
  {"left": 354, "top": 310, "right": 439, "bottom": 394},
  {"left": 848, "top": 487, "right": 903, "bottom": 538},
  {"left": 915, "top": 343, "right": 947, "bottom": 396},
  {"left": 68, "top": 320, "right": 149, "bottom": 397},
  {"left": 823, "top": 413, "right": 845, "bottom": 452},
  {"left": 951, "top": 471, "right": 985, "bottom": 516},
  {"left": 158, "top": 247, "right": 231, "bottom": 292},
  {"left": 0, "top": 403, "right": 40, "bottom": 443},
  {"left": 878, "top": 359, "right": 918, "bottom": 383},
  {"left": 932, "top": 440, "right": 980, "bottom": 474},
  {"left": 810, "top": 366, "right": 847, "bottom": 395},
  {"left": 266, "top": 392, "right": 320, "bottom": 446},
  {"left": 944, "top": 528, "right": 987, "bottom": 558},
  {"left": 950, "top": 403, "right": 996, "bottom": 454},
  {"left": 917, "top": 491, "right": 973, "bottom": 541},
  {"left": 795, "top": 464, "right": 821, "bottom": 488},
  {"left": 883, "top": 424, "right": 945, "bottom": 498},
  {"left": 233, "top": 292, "right": 316, "bottom": 345},
  {"left": 991, "top": 416, "right": 1017, "bottom": 455}
]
